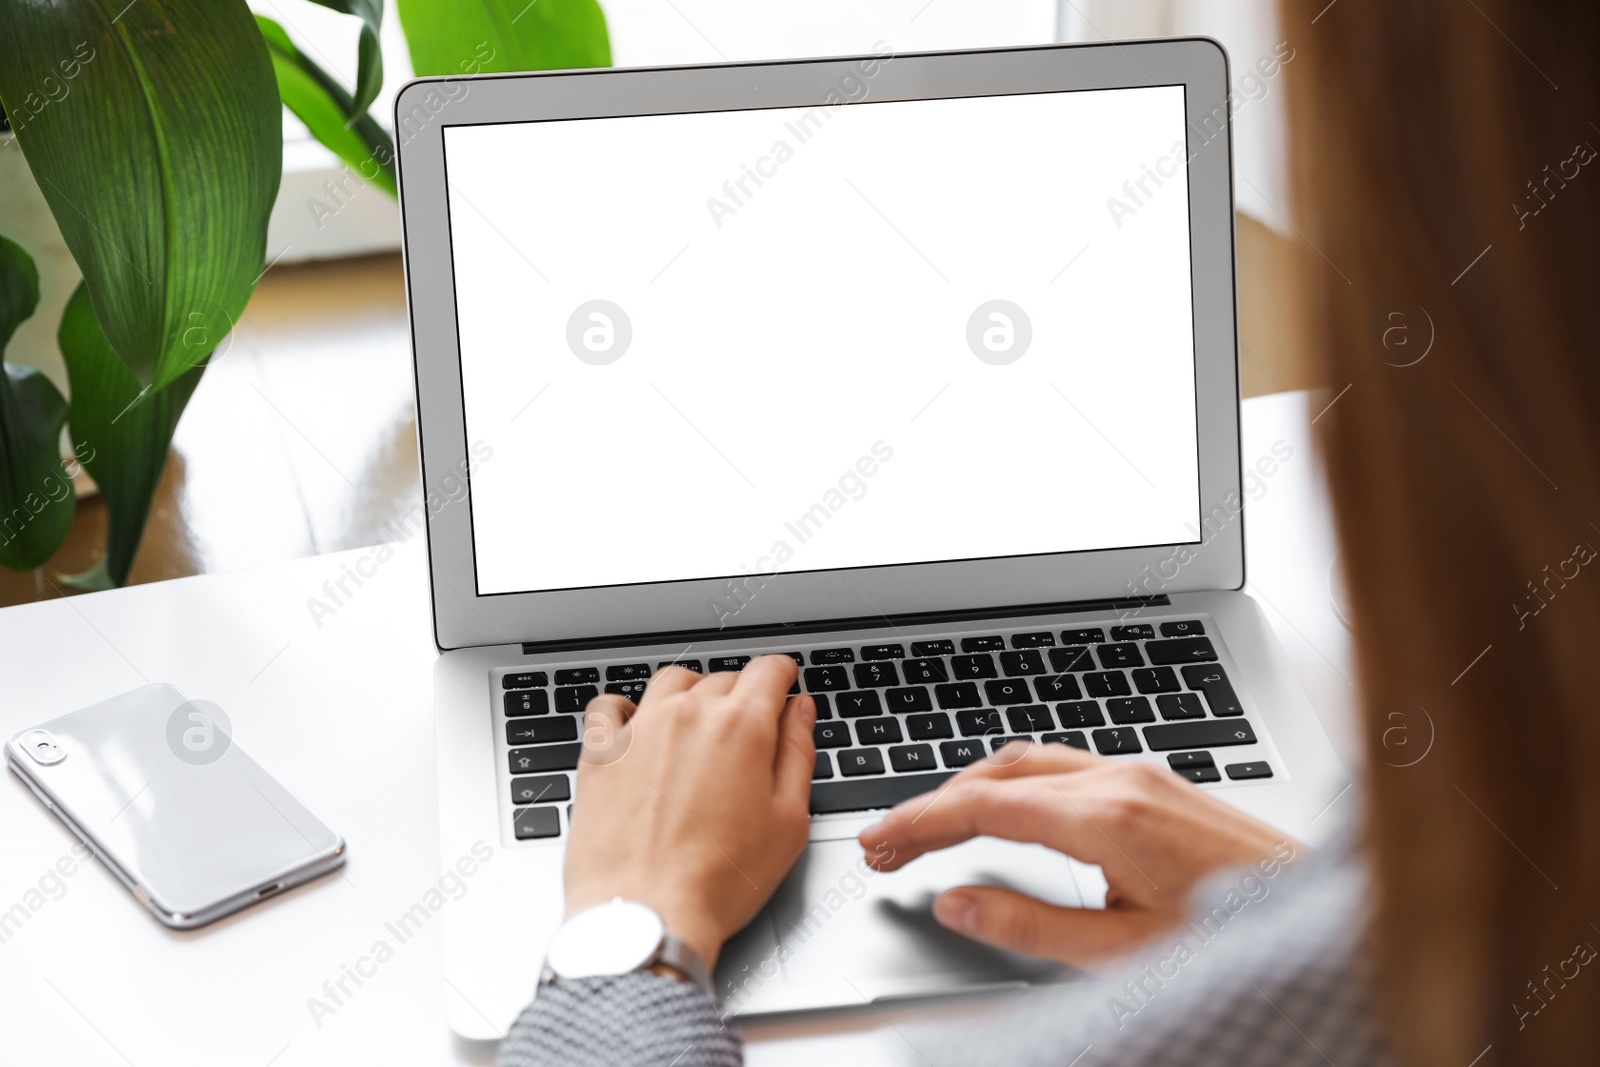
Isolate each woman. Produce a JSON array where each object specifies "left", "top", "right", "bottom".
[{"left": 498, "top": 2, "right": 1600, "bottom": 1064}]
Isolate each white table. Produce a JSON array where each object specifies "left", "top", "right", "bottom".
[{"left": 0, "top": 390, "right": 1356, "bottom": 1067}]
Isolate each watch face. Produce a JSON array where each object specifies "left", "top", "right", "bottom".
[{"left": 547, "top": 899, "right": 666, "bottom": 979}]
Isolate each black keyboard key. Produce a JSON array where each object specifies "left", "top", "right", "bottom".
[
  {"left": 1006, "top": 705, "right": 1053, "bottom": 733},
  {"left": 983, "top": 678, "right": 1034, "bottom": 705},
  {"left": 708, "top": 655, "right": 750, "bottom": 672},
  {"left": 1107, "top": 697, "right": 1155, "bottom": 725},
  {"left": 502, "top": 671, "right": 548, "bottom": 690},
  {"left": 1182, "top": 665, "right": 1244, "bottom": 717},
  {"left": 903, "top": 658, "right": 950, "bottom": 684},
  {"left": 836, "top": 691, "right": 883, "bottom": 718},
  {"left": 1010, "top": 631, "right": 1056, "bottom": 648},
  {"left": 1225, "top": 761, "right": 1274, "bottom": 780},
  {"left": 606, "top": 663, "right": 652, "bottom": 681},
  {"left": 811, "top": 647, "right": 856, "bottom": 664},
  {"left": 555, "top": 684, "right": 598, "bottom": 712},
  {"left": 513, "top": 806, "right": 561, "bottom": 840},
  {"left": 1157, "top": 693, "right": 1207, "bottom": 721},
  {"left": 813, "top": 752, "right": 834, "bottom": 780},
  {"left": 1097, "top": 643, "right": 1144, "bottom": 669},
  {"left": 956, "top": 709, "right": 1003, "bottom": 737},
  {"left": 1085, "top": 672, "right": 1132, "bottom": 698},
  {"left": 506, "top": 717, "right": 578, "bottom": 746},
  {"left": 940, "top": 740, "right": 987, "bottom": 767},
  {"left": 1133, "top": 667, "right": 1181, "bottom": 694},
  {"left": 1177, "top": 766, "right": 1221, "bottom": 784},
  {"left": 885, "top": 686, "right": 933, "bottom": 713},
  {"left": 853, "top": 662, "right": 900, "bottom": 688},
  {"left": 1167, "top": 751, "right": 1215, "bottom": 770},
  {"left": 555, "top": 667, "right": 599, "bottom": 685},
  {"left": 1092, "top": 727, "right": 1142, "bottom": 755},
  {"left": 862, "top": 643, "right": 906, "bottom": 660},
  {"left": 1048, "top": 646, "right": 1095, "bottom": 673},
  {"left": 810, "top": 771, "right": 955, "bottom": 814},
  {"left": 1035, "top": 674, "right": 1083, "bottom": 702},
  {"left": 906, "top": 712, "right": 954, "bottom": 741},
  {"left": 1145, "top": 638, "right": 1218, "bottom": 666},
  {"left": 1056, "top": 700, "right": 1106, "bottom": 728},
  {"left": 1144, "top": 720, "right": 1258, "bottom": 752},
  {"left": 1110, "top": 624, "right": 1155, "bottom": 641},
  {"left": 961, "top": 635, "right": 1006, "bottom": 652},
  {"left": 888, "top": 744, "right": 937, "bottom": 773},
  {"left": 934, "top": 682, "right": 983, "bottom": 709},
  {"left": 811, "top": 694, "right": 832, "bottom": 719},
  {"left": 1061, "top": 628, "right": 1105, "bottom": 643},
  {"left": 804, "top": 666, "right": 851, "bottom": 692},
  {"left": 990, "top": 735, "right": 1034, "bottom": 752},
  {"left": 951, "top": 654, "right": 998, "bottom": 680},
  {"left": 657, "top": 659, "right": 704, "bottom": 673},
  {"left": 779, "top": 652, "right": 805, "bottom": 666},
  {"left": 1041, "top": 731, "right": 1089, "bottom": 750},
  {"left": 814, "top": 721, "right": 851, "bottom": 748},
  {"left": 855, "top": 717, "right": 903, "bottom": 745},
  {"left": 911, "top": 639, "right": 955, "bottom": 656},
  {"left": 604, "top": 681, "right": 647, "bottom": 703},
  {"left": 510, "top": 774, "right": 571, "bottom": 805},
  {"left": 505, "top": 690, "right": 550, "bottom": 717},
  {"left": 1160, "top": 620, "right": 1205, "bottom": 637},
  {"left": 838, "top": 748, "right": 886, "bottom": 777},
  {"left": 999, "top": 650, "right": 1046, "bottom": 676},
  {"left": 509, "top": 743, "right": 581, "bottom": 773}
]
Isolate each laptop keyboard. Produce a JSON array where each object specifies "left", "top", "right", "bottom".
[{"left": 498, "top": 618, "right": 1275, "bottom": 841}]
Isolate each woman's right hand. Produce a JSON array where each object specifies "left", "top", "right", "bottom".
[{"left": 858, "top": 742, "right": 1298, "bottom": 969}]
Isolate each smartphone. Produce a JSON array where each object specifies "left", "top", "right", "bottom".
[{"left": 6, "top": 683, "right": 345, "bottom": 928}]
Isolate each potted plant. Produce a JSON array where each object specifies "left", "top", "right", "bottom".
[{"left": 0, "top": 0, "right": 609, "bottom": 588}]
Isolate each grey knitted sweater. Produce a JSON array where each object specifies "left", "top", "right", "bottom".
[{"left": 496, "top": 834, "right": 1388, "bottom": 1067}]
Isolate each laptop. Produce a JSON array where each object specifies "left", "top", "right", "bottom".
[{"left": 393, "top": 38, "right": 1348, "bottom": 1038}]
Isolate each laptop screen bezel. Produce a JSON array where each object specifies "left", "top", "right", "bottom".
[{"left": 395, "top": 39, "right": 1245, "bottom": 651}]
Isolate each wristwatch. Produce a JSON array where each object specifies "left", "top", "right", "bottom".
[{"left": 539, "top": 898, "right": 714, "bottom": 998}]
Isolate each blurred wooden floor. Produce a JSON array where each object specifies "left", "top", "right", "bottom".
[{"left": 0, "top": 213, "right": 1322, "bottom": 607}]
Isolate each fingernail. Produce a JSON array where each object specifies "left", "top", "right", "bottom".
[{"left": 933, "top": 891, "right": 978, "bottom": 933}]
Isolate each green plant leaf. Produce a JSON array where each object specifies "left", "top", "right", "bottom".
[
  {"left": 58, "top": 283, "right": 203, "bottom": 589},
  {"left": 396, "top": 0, "right": 611, "bottom": 76},
  {"left": 257, "top": 15, "right": 398, "bottom": 197},
  {"left": 0, "top": 0, "right": 281, "bottom": 392},
  {"left": 306, "top": 0, "right": 385, "bottom": 121},
  {"left": 0, "top": 236, "right": 75, "bottom": 572}
]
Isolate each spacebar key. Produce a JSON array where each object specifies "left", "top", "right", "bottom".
[{"left": 810, "top": 771, "right": 955, "bottom": 815}]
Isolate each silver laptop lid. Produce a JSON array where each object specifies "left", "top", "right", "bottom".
[{"left": 395, "top": 40, "right": 1244, "bottom": 651}]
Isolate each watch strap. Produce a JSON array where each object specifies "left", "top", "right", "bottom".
[{"left": 654, "top": 930, "right": 715, "bottom": 999}]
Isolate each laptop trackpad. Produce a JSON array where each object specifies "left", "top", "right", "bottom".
[{"left": 725, "top": 836, "right": 1106, "bottom": 1011}]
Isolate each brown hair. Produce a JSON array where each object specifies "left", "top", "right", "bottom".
[{"left": 1283, "top": 1, "right": 1600, "bottom": 1063}]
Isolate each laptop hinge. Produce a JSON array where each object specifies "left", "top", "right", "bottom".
[{"left": 518, "top": 595, "right": 1170, "bottom": 656}]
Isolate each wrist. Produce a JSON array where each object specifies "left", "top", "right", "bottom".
[{"left": 565, "top": 888, "right": 725, "bottom": 973}]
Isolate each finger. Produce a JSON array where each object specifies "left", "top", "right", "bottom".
[
  {"left": 932, "top": 886, "right": 1176, "bottom": 969},
  {"left": 576, "top": 696, "right": 635, "bottom": 768},
  {"left": 690, "top": 669, "right": 740, "bottom": 698},
  {"left": 771, "top": 695, "right": 817, "bottom": 811},
  {"left": 861, "top": 744, "right": 1103, "bottom": 845},
  {"left": 730, "top": 654, "right": 801, "bottom": 718},
  {"left": 859, "top": 774, "right": 1109, "bottom": 872},
  {"left": 958, "top": 738, "right": 1102, "bottom": 781},
  {"left": 640, "top": 665, "right": 702, "bottom": 703},
  {"left": 584, "top": 693, "right": 637, "bottom": 724}
]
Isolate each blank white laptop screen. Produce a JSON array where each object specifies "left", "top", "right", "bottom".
[{"left": 443, "top": 83, "right": 1201, "bottom": 596}]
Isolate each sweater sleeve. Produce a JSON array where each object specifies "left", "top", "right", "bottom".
[{"left": 494, "top": 972, "right": 739, "bottom": 1067}]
